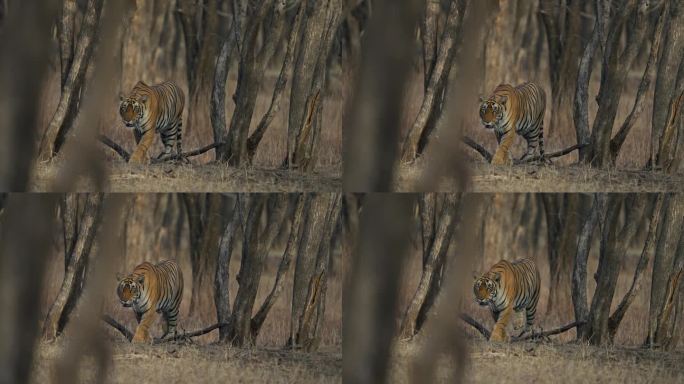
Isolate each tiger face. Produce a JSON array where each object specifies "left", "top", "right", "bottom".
[
  {"left": 119, "top": 94, "right": 148, "bottom": 129},
  {"left": 473, "top": 274, "right": 500, "bottom": 306},
  {"left": 479, "top": 95, "right": 508, "bottom": 129},
  {"left": 117, "top": 275, "right": 144, "bottom": 307}
]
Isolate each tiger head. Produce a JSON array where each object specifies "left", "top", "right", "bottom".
[
  {"left": 118, "top": 93, "right": 149, "bottom": 129},
  {"left": 473, "top": 273, "right": 500, "bottom": 306},
  {"left": 478, "top": 95, "right": 508, "bottom": 129},
  {"left": 116, "top": 273, "right": 145, "bottom": 307}
]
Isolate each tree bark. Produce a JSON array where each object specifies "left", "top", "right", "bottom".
[
  {"left": 43, "top": 193, "right": 104, "bottom": 341},
  {"left": 400, "top": 193, "right": 460, "bottom": 338},
  {"left": 39, "top": 0, "right": 105, "bottom": 160},
  {"left": 401, "top": 0, "right": 467, "bottom": 162},
  {"left": 215, "top": 196, "right": 239, "bottom": 343}
]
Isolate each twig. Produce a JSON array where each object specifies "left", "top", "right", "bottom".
[
  {"left": 99, "top": 135, "right": 130, "bottom": 162},
  {"left": 101, "top": 314, "right": 229, "bottom": 344},
  {"left": 459, "top": 313, "right": 584, "bottom": 342},
  {"left": 461, "top": 136, "right": 587, "bottom": 164}
]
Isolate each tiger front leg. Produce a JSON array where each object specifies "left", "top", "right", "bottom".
[
  {"left": 132, "top": 310, "right": 159, "bottom": 344},
  {"left": 490, "top": 306, "right": 514, "bottom": 342},
  {"left": 129, "top": 130, "right": 156, "bottom": 164},
  {"left": 491, "top": 130, "right": 515, "bottom": 165}
]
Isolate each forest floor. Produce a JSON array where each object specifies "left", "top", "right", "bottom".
[
  {"left": 30, "top": 161, "right": 341, "bottom": 192},
  {"left": 394, "top": 161, "right": 684, "bottom": 192},
  {"left": 31, "top": 341, "right": 342, "bottom": 384},
  {"left": 388, "top": 339, "right": 684, "bottom": 383}
]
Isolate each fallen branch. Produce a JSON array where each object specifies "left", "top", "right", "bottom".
[
  {"left": 461, "top": 136, "right": 587, "bottom": 164},
  {"left": 102, "top": 314, "right": 133, "bottom": 341},
  {"left": 459, "top": 313, "right": 490, "bottom": 339},
  {"left": 98, "top": 135, "right": 223, "bottom": 163},
  {"left": 101, "top": 314, "right": 228, "bottom": 344},
  {"left": 459, "top": 313, "right": 584, "bottom": 342},
  {"left": 99, "top": 135, "right": 130, "bottom": 162}
]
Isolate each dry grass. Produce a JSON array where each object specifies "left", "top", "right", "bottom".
[
  {"left": 31, "top": 341, "right": 341, "bottom": 384},
  {"left": 30, "top": 161, "right": 340, "bottom": 192},
  {"left": 394, "top": 162, "right": 684, "bottom": 192},
  {"left": 389, "top": 339, "right": 683, "bottom": 383}
]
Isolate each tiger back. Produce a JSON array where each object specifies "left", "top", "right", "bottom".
[
  {"left": 119, "top": 80, "right": 185, "bottom": 164},
  {"left": 479, "top": 82, "right": 546, "bottom": 165},
  {"left": 117, "top": 259, "right": 184, "bottom": 343},
  {"left": 473, "top": 258, "right": 540, "bottom": 342}
]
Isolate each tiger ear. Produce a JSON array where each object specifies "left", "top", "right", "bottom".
[
  {"left": 472, "top": 271, "right": 480, "bottom": 280},
  {"left": 116, "top": 272, "right": 124, "bottom": 281},
  {"left": 493, "top": 272, "right": 501, "bottom": 283},
  {"left": 136, "top": 275, "right": 144, "bottom": 284},
  {"left": 479, "top": 96, "right": 485, "bottom": 103},
  {"left": 119, "top": 93, "right": 125, "bottom": 102},
  {"left": 499, "top": 95, "right": 508, "bottom": 105}
]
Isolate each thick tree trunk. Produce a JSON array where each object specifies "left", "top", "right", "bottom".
[
  {"left": 0, "top": 195, "right": 57, "bottom": 384},
  {"left": 647, "top": 193, "right": 684, "bottom": 347},
  {"left": 343, "top": 0, "right": 421, "bottom": 191},
  {"left": 290, "top": 193, "right": 341, "bottom": 350},
  {"left": 39, "top": 0, "right": 105, "bottom": 160},
  {"left": 43, "top": 193, "right": 104, "bottom": 341},
  {"left": 343, "top": 194, "right": 415, "bottom": 384},
  {"left": 0, "top": 0, "right": 58, "bottom": 189}
]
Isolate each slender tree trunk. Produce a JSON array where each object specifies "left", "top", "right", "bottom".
[
  {"left": 215, "top": 196, "right": 239, "bottom": 343},
  {"left": 43, "top": 193, "right": 104, "bottom": 341},
  {"left": 39, "top": 0, "right": 105, "bottom": 160}
]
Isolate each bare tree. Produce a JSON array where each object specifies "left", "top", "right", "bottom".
[
  {"left": 289, "top": 193, "right": 341, "bottom": 350},
  {"left": 401, "top": 0, "right": 467, "bottom": 162},
  {"left": 43, "top": 193, "right": 105, "bottom": 341},
  {"left": 400, "top": 193, "right": 461, "bottom": 338},
  {"left": 39, "top": 0, "right": 106, "bottom": 160}
]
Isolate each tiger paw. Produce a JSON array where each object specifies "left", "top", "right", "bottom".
[
  {"left": 491, "top": 153, "right": 512, "bottom": 166},
  {"left": 489, "top": 328, "right": 509, "bottom": 343},
  {"left": 132, "top": 330, "right": 153, "bottom": 344}
]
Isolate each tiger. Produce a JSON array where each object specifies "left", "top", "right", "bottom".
[
  {"left": 116, "top": 260, "right": 184, "bottom": 343},
  {"left": 119, "top": 80, "right": 185, "bottom": 164},
  {"left": 479, "top": 82, "right": 547, "bottom": 165},
  {"left": 473, "top": 258, "right": 540, "bottom": 342}
]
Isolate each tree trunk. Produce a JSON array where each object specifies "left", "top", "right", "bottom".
[
  {"left": 343, "top": 194, "right": 415, "bottom": 384},
  {"left": 0, "top": 0, "right": 59, "bottom": 190},
  {"left": 343, "top": 0, "right": 421, "bottom": 191},
  {"left": 290, "top": 193, "right": 341, "bottom": 350},
  {"left": 288, "top": 0, "right": 343, "bottom": 170},
  {"left": 215, "top": 196, "right": 240, "bottom": 343},
  {"left": 0, "top": 195, "right": 57, "bottom": 384},
  {"left": 39, "top": 0, "right": 105, "bottom": 160},
  {"left": 43, "top": 193, "right": 104, "bottom": 341},
  {"left": 400, "top": 193, "right": 460, "bottom": 338},
  {"left": 401, "top": 0, "right": 467, "bottom": 162}
]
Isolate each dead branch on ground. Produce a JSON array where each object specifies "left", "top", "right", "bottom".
[
  {"left": 461, "top": 136, "right": 587, "bottom": 164},
  {"left": 459, "top": 313, "right": 584, "bottom": 342},
  {"left": 101, "top": 314, "right": 229, "bottom": 344},
  {"left": 98, "top": 135, "right": 223, "bottom": 163}
]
